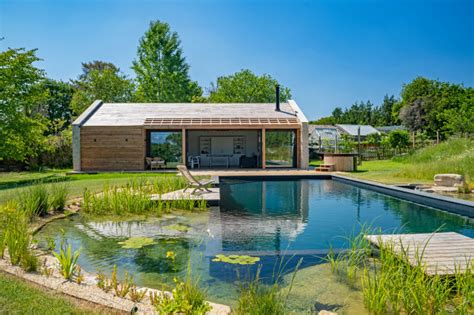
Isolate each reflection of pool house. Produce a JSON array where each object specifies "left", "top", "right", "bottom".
[{"left": 72, "top": 99, "right": 309, "bottom": 171}]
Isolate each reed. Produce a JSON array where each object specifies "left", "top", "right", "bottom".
[
  {"left": 0, "top": 201, "right": 37, "bottom": 271},
  {"left": 49, "top": 182, "right": 69, "bottom": 211},
  {"left": 81, "top": 176, "right": 207, "bottom": 216},
  {"left": 235, "top": 257, "right": 303, "bottom": 315},
  {"left": 20, "top": 183, "right": 50, "bottom": 218}
]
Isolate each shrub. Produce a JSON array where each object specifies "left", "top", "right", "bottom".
[
  {"left": 53, "top": 242, "right": 80, "bottom": 280},
  {"left": 49, "top": 182, "right": 69, "bottom": 211}
]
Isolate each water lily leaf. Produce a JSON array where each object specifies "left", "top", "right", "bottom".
[
  {"left": 118, "top": 237, "right": 156, "bottom": 249},
  {"left": 163, "top": 223, "right": 190, "bottom": 232},
  {"left": 211, "top": 254, "right": 260, "bottom": 265}
]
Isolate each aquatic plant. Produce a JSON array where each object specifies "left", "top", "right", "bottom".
[
  {"left": 327, "top": 229, "right": 474, "bottom": 314},
  {"left": 129, "top": 284, "right": 148, "bottom": 302},
  {"left": 53, "top": 242, "right": 81, "bottom": 280},
  {"left": 1, "top": 202, "right": 37, "bottom": 270},
  {"left": 49, "top": 182, "right": 69, "bottom": 211},
  {"left": 212, "top": 254, "right": 260, "bottom": 265},
  {"left": 118, "top": 237, "right": 156, "bottom": 249},
  {"left": 81, "top": 176, "right": 207, "bottom": 217},
  {"left": 114, "top": 270, "right": 134, "bottom": 298},
  {"left": 21, "top": 184, "right": 50, "bottom": 217},
  {"left": 151, "top": 264, "right": 211, "bottom": 315},
  {"left": 96, "top": 272, "right": 112, "bottom": 292},
  {"left": 163, "top": 223, "right": 190, "bottom": 232},
  {"left": 236, "top": 257, "right": 303, "bottom": 315}
]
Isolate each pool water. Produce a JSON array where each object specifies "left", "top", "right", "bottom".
[{"left": 36, "top": 179, "right": 474, "bottom": 312}]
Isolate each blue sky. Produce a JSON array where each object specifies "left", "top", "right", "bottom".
[{"left": 1, "top": 0, "right": 473, "bottom": 120}]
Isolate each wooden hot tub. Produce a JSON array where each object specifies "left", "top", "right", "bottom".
[{"left": 323, "top": 153, "right": 358, "bottom": 172}]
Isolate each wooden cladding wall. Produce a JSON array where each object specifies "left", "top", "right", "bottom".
[{"left": 80, "top": 126, "right": 145, "bottom": 171}]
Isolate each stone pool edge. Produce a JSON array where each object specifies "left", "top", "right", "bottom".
[
  {"left": 0, "top": 254, "right": 231, "bottom": 315},
  {"left": 331, "top": 174, "right": 474, "bottom": 218}
]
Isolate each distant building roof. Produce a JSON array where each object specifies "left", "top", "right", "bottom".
[
  {"left": 308, "top": 125, "right": 341, "bottom": 145},
  {"left": 335, "top": 124, "right": 380, "bottom": 136},
  {"left": 376, "top": 125, "right": 406, "bottom": 133}
]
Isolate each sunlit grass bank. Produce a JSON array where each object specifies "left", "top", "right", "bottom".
[{"left": 347, "top": 138, "right": 474, "bottom": 186}]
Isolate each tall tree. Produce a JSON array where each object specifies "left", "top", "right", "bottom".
[
  {"left": 0, "top": 48, "right": 48, "bottom": 162},
  {"left": 378, "top": 94, "right": 398, "bottom": 126},
  {"left": 132, "top": 20, "right": 202, "bottom": 102},
  {"left": 208, "top": 69, "right": 291, "bottom": 103},
  {"left": 70, "top": 61, "right": 134, "bottom": 115}
]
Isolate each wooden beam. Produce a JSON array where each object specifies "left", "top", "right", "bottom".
[
  {"left": 182, "top": 128, "right": 187, "bottom": 165},
  {"left": 262, "top": 128, "right": 266, "bottom": 169},
  {"left": 296, "top": 128, "right": 301, "bottom": 168}
]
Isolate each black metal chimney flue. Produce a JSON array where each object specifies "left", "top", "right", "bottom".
[{"left": 275, "top": 84, "right": 280, "bottom": 111}]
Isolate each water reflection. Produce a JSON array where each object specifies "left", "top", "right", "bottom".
[{"left": 36, "top": 179, "right": 474, "bottom": 305}]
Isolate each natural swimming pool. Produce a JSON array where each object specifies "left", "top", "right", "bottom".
[{"left": 36, "top": 178, "right": 474, "bottom": 312}]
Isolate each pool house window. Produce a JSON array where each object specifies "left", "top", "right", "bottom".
[
  {"left": 265, "top": 130, "right": 296, "bottom": 167},
  {"left": 148, "top": 131, "right": 182, "bottom": 168}
]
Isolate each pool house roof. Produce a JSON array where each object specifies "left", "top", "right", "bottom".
[{"left": 73, "top": 100, "right": 307, "bottom": 128}]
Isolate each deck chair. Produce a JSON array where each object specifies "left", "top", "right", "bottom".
[{"left": 177, "top": 165, "right": 214, "bottom": 195}]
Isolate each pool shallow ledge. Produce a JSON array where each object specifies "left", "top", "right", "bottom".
[{"left": 331, "top": 174, "right": 474, "bottom": 218}]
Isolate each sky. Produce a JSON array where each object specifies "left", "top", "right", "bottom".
[{"left": 1, "top": 0, "right": 473, "bottom": 120}]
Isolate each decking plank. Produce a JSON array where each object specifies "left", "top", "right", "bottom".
[{"left": 365, "top": 232, "right": 474, "bottom": 275}]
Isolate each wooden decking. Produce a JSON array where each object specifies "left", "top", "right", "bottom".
[
  {"left": 151, "top": 188, "right": 220, "bottom": 206},
  {"left": 365, "top": 232, "right": 474, "bottom": 275}
]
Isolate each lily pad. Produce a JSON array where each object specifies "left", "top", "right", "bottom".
[
  {"left": 163, "top": 223, "right": 190, "bottom": 232},
  {"left": 118, "top": 237, "right": 156, "bottom": 249},
  {"left": 212, "top": 254, "right": 260, "bottom": 265}
]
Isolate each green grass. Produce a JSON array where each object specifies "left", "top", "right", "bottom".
[
  {"left": 345, "top": 138, "right": 474, "bottom": 186},
  {"left": 0, "top": 272, "right": 96, "bottom": 314},
  {"left": 0, "top": 171, "right": 176, "bottom": 205}
]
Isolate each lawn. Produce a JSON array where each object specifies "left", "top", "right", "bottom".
[
  {"left": 0, "top": 170, "right": 176, "bottom": 205},
  {"left": 310, "top": 138, "right": 474, "bottom": 190},
  {"left": 0, "top": 272, "right": 100, "bottom": 314}
]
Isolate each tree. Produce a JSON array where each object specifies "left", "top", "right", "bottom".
[
  {"left": 132, "top": 20, "right": 202, "bottom": 102},
  {"left": 311, "top": 116, "right": 335, "bottom": 125},
  {"left": 0, "top": 48, "right": 48, "bottom": 163},
  {"left": 378, "top": 94, "right": 398, "bottom": 126},
  {"left": 37, "top": 79, "right": 74, "bottom": 134},
  {"left": 387, "top": 130, "right": 410, "bottom": 153},
  {"left": 208, "top": 69, "right": 291, "bottom": 103},
  {"left": 70, "top": 61, "right": 134, "bottom": 115}
]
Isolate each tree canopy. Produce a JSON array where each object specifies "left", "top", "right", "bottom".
[
  {"left": 0, "top": 48, "right": 48, "bottom": 162},
  {"left": 208, "top": 69, "right": 291, "bottom": 103},
  {"left": 132, "top": 20, "right": 202, "bottom": 102},
  {"left": 396, "top": 77, "right": 474, "bottom": 138},
  {"left": 70, "top": 61, "right": 134, "bottom": 115}
]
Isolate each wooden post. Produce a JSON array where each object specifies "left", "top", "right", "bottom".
[
  {"left": 412, "top": 131, "right": 416, "bottom": 149},
  {"left": 436, "top": 131, "right": 440, "bottom": 144},
  {"left": 182, "top": 128, "right": 186, "bottom": 165},
  {"left": 296, "top": 128, "right": 301, "bottom": 168},
  {"left": 262, "top": 128, "right": 266, "bottom": 169}
]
